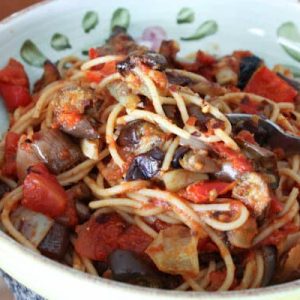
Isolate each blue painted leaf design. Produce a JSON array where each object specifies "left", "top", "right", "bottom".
[
  {"left": 277, "top": 22, "right": 300, "bottom": 62},
  {"left": 181, "top": 20, "right": 218, "bottom": 41},
  {"left": 82, "top": 11, "right": 99, "bottom": 33},
  {"left": 20, "top": 40, "right": 47, "bottom": 67}
]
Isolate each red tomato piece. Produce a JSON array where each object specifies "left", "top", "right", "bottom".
[
  {"left": 213, "top": 142, "right": 253, "bottom": 173},
  {"left": 244, "top": 66, "right": 297, "bottom": 102},
  {"left": 182, "top": 181, "right": 235, "bottom": 203},
  {"left": 0, "top": 83, "right": 31, "bottom": 112},
  {"left": 118, "top": 225, "right": 153, "bottom": 254},
  {"left": 269, "top": 195, "right": 284, "bottom": 216},
  {"left": 75, "top": 214, "right": 126, "bottom": 261},
  {"left": 262, "top": 222, "right": 298, "bottom": 246},
  {"left": 85, "top": 61, "right": 117, "bottom": 83},
  {"left": 196, "top": 51, "right": 216, "bottom": 66},
  {"left": 22, "top": 163, "right": 68, "bottom": 218},
  {"left": 2, "top": 132, "right": 20, "bottom": 178},
  {"left": 0, "top": 59, "right": 29, "bottom": 87},
  {"left": 88, "top": 48, "right": 98, "bottom": 60},
  {"left": 235, "top": 130, "right": 256, "bottom": 144}
]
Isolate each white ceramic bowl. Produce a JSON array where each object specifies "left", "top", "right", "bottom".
[{"left": 1, "top": 0, "right": 300, "bottom": 299}]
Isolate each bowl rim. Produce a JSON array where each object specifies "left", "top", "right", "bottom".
[{"left": 0, "top": 0, "right": 300, "bottom": 298}]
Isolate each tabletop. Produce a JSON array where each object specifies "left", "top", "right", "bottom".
[{"left": 0, "top": 0, "right": 42, "bottom": 21}]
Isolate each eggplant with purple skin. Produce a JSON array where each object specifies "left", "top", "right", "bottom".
[
  {"left": 238, "top": 55, "right": 262, "bottom": 89},
  {"left": 163, "top": 104, "right": 184, "bottom": 128},
  {"left": 118, "top": 120, "right": 166, "bottom": 155},
  {"left": 117, "top": 52, "right": 167, "bottom": 75},
  {"left": 33, "top": 60, "right": 61, "bottom": 93},
  {"left": 109, "top": 249, "right": 181, "bottom": 289},
  {"left": 165, "top": 71, "right": 193, "bottom": 87},
  {"left": 38, "top": 222, "right": 70, "bottom": 260},
  {"left": 172, "top": 146, "right": 190, "bottom": 168},
  {"left": 31, "top": 128, "right": 83, "bottom": 174},
  {"left": 187, "top": 104, "right": 215, "bottom": 131},
  {"left": 261, "top": 246, "right": 277, "bottom": 286},
  {"left": 66, "top": 183, "right": 91, "bottom": 223},
  {"left": 0, "top": 181, "right": 10, "bottom": 198},
  {"left": 126, "top": 147, "right": 164, "bottom": 181},
  {"left": 54, "top": 85, "right": 100, "bottom": 139}
]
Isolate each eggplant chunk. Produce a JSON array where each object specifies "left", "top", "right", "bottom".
[
  {"left": 125, "top": 147, "right": 164, "bottom": 181},
  {"left": 16, "top": 137, "right": 43, "bottom": 181},
  {"left": 232, "top": 172, "right": 271, "bottom": 216},
  {"left": 261, "top": 246, "right": 277, "bottom": 286},
  {"left": 227, "top": 217, "right": 258, "bottom": 248},
  {"left": 172, "top": 146, "right": 190, "bottom": 168},
  {"left": 33, "top": 60, "right": 61, "bottom": 93},
  {"left": 0, "top": 180, "right": 10, "bottom": 198},
  {"left": 214, "top": 162, "right": 239, "bottom": 181},
  {"left": 165, "top": 71, "right": 193, "bottom": 86},
  {"left": 60, "top": 117, "right": 100, "bottom": 139},
  {"left": 180, "top": 150, "right": 220, "bottom": 173},
  {"left": 163, "top": 104, "right": 184, "bottom": 128},
  {"left": 109, "top": 250, "right": 181, "bottom": 289},
  {"left": 187, "top": 104, "right": 215, "bottom": 131},
  {"left": 54, "top": 85, "right": 100, "bottom": 139},
  {"left": 117, "top": 52, "right": 167, "bottom": 75},
  {"left": 117, "top": 120, "right": 166, "bottom": 155},
  {"left": 238, "top": 55, "right": 262, "bottom": 89},
  {"left": 274, "top": 243, "right": 300, "bottom": 283},
  {"left": 38, "top": 222, "right": 70, "bottom": 260},
  {"left": 31, "top": 129, "right": 83, "bottom": 174}
]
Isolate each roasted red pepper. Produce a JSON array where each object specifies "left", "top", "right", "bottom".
[
  {"left": 22, "top": 163, "right": 68, "bottom": 218},
  {"left": 0, "top": 59, "right": 31, "bottom": 111},
  {"left": 75, "top": 214, "right": 152, "bottom": 261},
  {"left": 85, "top": 61, "right": 117, "bottom": 83},
  {"left": 244, "top": 66, "right": 297, "bottom": 102},
  {"left": 2, "top": 132, "right": 20, "bottom": 178},
  {"left": 181, "top": 181, "right": 235, "bottom": 203},
  {"left": 213, "top": 142, "right": 253, "bottom": 173}
]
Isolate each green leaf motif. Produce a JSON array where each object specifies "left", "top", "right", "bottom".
[
  {"left": 20, "top": 39, "right": 47, "bottom": 67},
  {"left": 181, "top": 20, "right": 218, "bottom": 41},
  {"left": 177, "top": 7, "right": 195, "bottom": 24},
  {"left": 277, "top": 22, "right": 300, "bottom": 62},
  {"left": 51, "top": 33, "right": 71, "bottom": 51},
  {"left": 82, "top": 11, "right": 99, "bottom": 33},
  {"left": 111, "top": 8, "right": 130, "bottom": 31}
]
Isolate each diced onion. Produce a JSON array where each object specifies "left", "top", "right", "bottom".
[
  {"left": 162, "top": 170, "right": 208, "bottom": 192},
  {"left": 81, "top": 138, "right": 99, "bottom": 160},
  {"left": 146, "top": 225, "right": 199, "bottom": 277},
  {"left": 11, "top": 206, "right": 54, "bottom": 246}
]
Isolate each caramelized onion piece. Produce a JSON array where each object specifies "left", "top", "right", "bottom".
[{"left": 146, "top": 225, "right": 199, "bottom": 277}]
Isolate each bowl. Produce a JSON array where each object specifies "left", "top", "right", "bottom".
[{"left": 0, "top": 0, "right": 300, "bottom": 299}]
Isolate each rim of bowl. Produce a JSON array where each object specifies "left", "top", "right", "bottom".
[{"left": 0, "top": 0, "right": 300, "bottom": 298}]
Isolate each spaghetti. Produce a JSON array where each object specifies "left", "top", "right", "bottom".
[{"left": 0, "top": 27, "right": 300, "bottom": 292}]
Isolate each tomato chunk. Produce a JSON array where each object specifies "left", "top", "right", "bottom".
[
  {"left": 75, "top": 214, "right": 126, "bottom": 261},
  {"left": 118, "top": 225, "right": 153, "bottom": 254},
  {"left": 0, "top": 59, "right": 31, "bottom": 112},
  {"left": 0, "top": 83, "right": 31, "bottom": 112},
  {"left": 0, "top": 58, "right": 29, "bottom": 87},
  {"left": 262, "top": 222, "right": 298, "bottom": 246},
  {"left": 2, "top": 132, "right": 20, "bottom": 178},
  {"left": 244, "top": 66, "right": 297, "bottom": 103},
  {"left": 22, "top": 163, "right": 68, "bottom": 218},
  {"left": 181, "top": 181, "right": 235, "bottom": 203},
  {"left": 75, "top": 214, "right": 152, "bottom": 261},
  {"left": 213, "top": 142, "right": 253, "bottom": 173}
]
